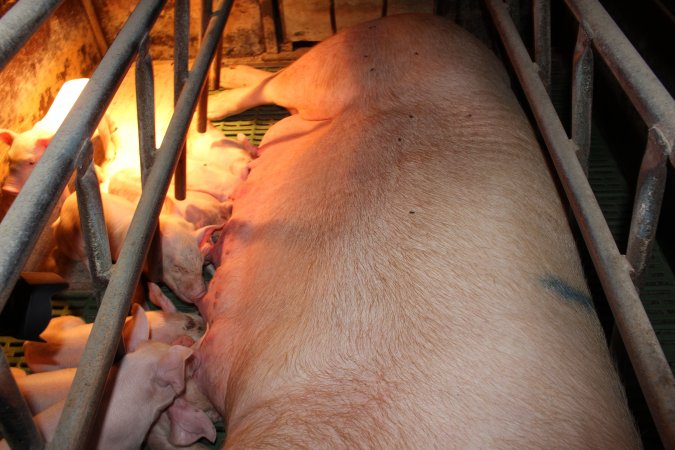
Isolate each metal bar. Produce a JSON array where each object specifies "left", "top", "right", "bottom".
[
  {"left": 136, "top": 34, "right": 156, "bottom": 182},
  {"left": 570, "top": 26, "right": 593, "bottom": 175},
  {"left": 79, "top": 0, "right": 108, "bottom": 58},
  {"left": 0, "top": 354, "right": 43, "bottom": 449},
  {"left": 260, "top": 0, "right": 279, "bottom": 55},
  {"left": 532, "top": 0, "right": 551, "bottom": 94},
  {"left": 173, "top": 0, "right": 189, "bottom": 200},
  {"left": 135, "top": 33, "right": 164, "bottom": 284},
  {"left": 0, "top": 0, "right": 167, "bottom": 315},
  {"left": 47, "top": 1, "right": 233, "bottom": 447},
  {"left": 74, "top": 141, "right": 112, "bottom": 305},
  {"left": 626, "top": 127, "right": 669, "bottom": 289},
  {"left": 0, "top": 0, "right": 65, "bottom": 70},
  {"left": 484, "top": 1, "right": 675, "bottom": 446},
  {"left": 197, "top": 0, "right": 213, "bottom": 133},
  {"left": 210, "top": 35, "right": 223, "bottom": 91},
  {"left": 564, "top": 0, "right": 675, "bottom": 167}
]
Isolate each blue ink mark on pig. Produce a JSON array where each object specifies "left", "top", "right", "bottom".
[{"left": 540, "top": 275, "right": 594, "bottom": 310}]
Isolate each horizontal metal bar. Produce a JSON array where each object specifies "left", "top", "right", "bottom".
[
  {"left": 0, "top": 0, "right": 65, "bottom": 70},
  {"left": 564, "top": 0, "right": 675, "bottom": 167},
  {"left": 0, "top": 0, "right": 165, "bottom": 322},
  {"left": 47, "top": 0, "right": 234, "bottom": 447},
  {"left": 484, "top": 0, "right": 675, "bottom": 446}
]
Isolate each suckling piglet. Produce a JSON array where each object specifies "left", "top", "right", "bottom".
[
  {"left": 107, "top": 168, "right": 232, "bottom": 229},
  {"left": 53, "top": 191, "right": 219, "bottom": 303},
  {"left": 5, "top": 340, "right": 194, "bottom": 450},
  {"left": 23, "top": 283, "right": 204, "bottom": 372}
]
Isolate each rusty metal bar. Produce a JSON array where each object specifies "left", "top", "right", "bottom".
[
  {"left": 260, "top": 0, "right": 279, "bottom": 55},
  {"left": 0, "top": 353, "right": 43, "bottom": 449},
  {"left": 47, "top": 0, "right": 234, "bottom": 447},
  {"left": 197, "top": 0, "right": 213, "bottom": 133},
  {"left": 79, "top": 0, "right": 108, "bottom": 58},
  {"left": 210, "top": 36, "right": 223, "bottom": 90},
  {"left": 136, "top": 33, "right": 156, "bottom": 182},
  {"left": 0, "top": 0, "right": 66, "bottom": 70},
  {"left": 173, "top": 0, "right": 189, "bottom": 200},
  {"left": 532, "top": 0, "right": 551, "bottom": 94},
  {"left": 570, "top": 26, "right": 593, "bottom": 175},
  {"left": 484, "top": 0, "right": 675, "bottom": 446},
  {"left": 74, "top": 141, "right": 112, "bottom": 305},
  {"left": 564, "top": 0, "right": 675, "bottom": 167},
  {"left": 135, "top": 33, "right": 164, "bottom": 284},
  {"left": 626, "top": 127, "right": 669, "bottom": 288}
]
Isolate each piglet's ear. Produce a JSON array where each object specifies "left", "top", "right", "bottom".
[
  {"left": 156, "top": 345, "right": 193, "bottom": 394},
  {"left": 35, "top": 137, "right": 51, "bottom": 151},
  {"left": 147, "top": 282, "right": 177, "bottom": 314},
  {"left": 122, "top": 304, "right": 150, "bottom": 353},
  {"left": 0, "top": 129, "right": 17, "bottom": 145},
  {"left": 194, "top": 224, "right": 224, "bottom": 258},
  {"left": 167, "top": 397, "right": 217, "bottom": 446}
]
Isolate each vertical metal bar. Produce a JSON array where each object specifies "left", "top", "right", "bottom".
[
  {"left": 210, "top": 36, "right": 223, "bottom": 91},
  {"left": 135, "top": 33, "right": 164, "bottom": 285},
  {"left": 0, "top": 354, "right": 44, "bottom": 449},
  {"left": 197, "top": 0, "right": 213, "bottom": 133},
  {"left": 47, "top": 2, "right": 233, "bottom": 447},
  {"left": 136, "top": 34, "right": 156, "bottom": 182},
  {"left": 74, "top": 141, "right": 112, "bottom": 305},
  {"left": 571, "top": 26, "right": 594, "bottom": 175},
  {"left": 625, "top": 127, "right": 669, "bottom": 288},
  {"left": 79, "top": 0, "right": 109, "bottom": 58},
  {"left": 173, "top": 0, "right": 189, "bottom": 200},
  {"left": 484, "top": 1, "right": 675, "bottom": 446},
  {"left": 260, "top": 0, "right": 279, "bottom": 55},
  {"left": 0, "top": 0, "right": 66, "bottom": 70},
  {"left": 532, "top": 0, "right": 551, "bottom": 94}
]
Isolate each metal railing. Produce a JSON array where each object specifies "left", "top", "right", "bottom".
[
  {"left": 484, "top": 0, "right": 675, "bottom": 446},
  {"left": 0, "top": 0, "right": 233, "bottom": 447},
  {"left": 0, "top": 0, "right": 66, "bottom": 71}
]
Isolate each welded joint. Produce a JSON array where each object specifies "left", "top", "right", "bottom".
[
  {"left": 571, "top": 26, "right": 594, "bottom": 175},
  {"left": 625, "top": 125, "right": 670, "bottom": 288}
]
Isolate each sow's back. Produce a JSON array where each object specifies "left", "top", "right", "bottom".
[{"left": 197, "top": 14, "right": 640, "bottom": 449}]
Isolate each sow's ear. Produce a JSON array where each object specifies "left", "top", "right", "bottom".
[
  {"left": 156, "top": 345, "right": 193, "bottom": 394},
  {"left": 167, "top": 397, "right": 217, "bottom": 446},
  {"left": 122, "top": 303, "right": 150, "bottom": 353},
  {"left": 0, "top": 129, "right": 17, "bottom": 146}
]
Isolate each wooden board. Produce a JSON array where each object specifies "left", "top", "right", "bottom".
[
  {"left": 279, "top": 0, "right": 333, "bottom": 42},
  {"left": 388, "top": 0, "right": 434, "bottom": 15},
  {"left": 335, "top": 0, "right": 382, "bottom": 32}
]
